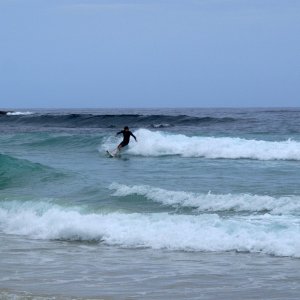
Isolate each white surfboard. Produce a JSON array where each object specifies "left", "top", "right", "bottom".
[
  {"left": 106, "top": 149, "right": 120, "bottom": 158},
  {"left": 106, "top": 150, "right": 115, "bottom": 157}
]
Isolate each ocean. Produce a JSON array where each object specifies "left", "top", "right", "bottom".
[{"left": 1, "top": 108, "right": 300, "bottom": 299}]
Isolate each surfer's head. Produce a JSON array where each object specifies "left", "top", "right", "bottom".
[{"left": 124, "top": 126, "right": 129, "bottom": 131}]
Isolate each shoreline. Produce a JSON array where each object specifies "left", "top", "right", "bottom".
[{"left": 1, "top": 244, "right": 300, "bottom": 299}]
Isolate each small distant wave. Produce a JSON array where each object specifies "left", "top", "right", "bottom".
[
  {"left": 103, "top": 129, "right": 300, "bottom": 160},
  {"left": 109, "top": 183, "right": 300, "bottom": 215},
  {"left": 150, "top": 123, "right": 173, "bottom": 128},
  {"left": 6, "top": 111, "right": 34, "bottom": 116},
  {"left": 1, "top": 201, "right": 300, "bottom": 257}
]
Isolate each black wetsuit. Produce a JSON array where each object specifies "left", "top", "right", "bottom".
[{"left": 117, "top": 130, "right": 137, "bottom": 147}]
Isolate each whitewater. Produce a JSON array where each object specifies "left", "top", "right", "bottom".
[
  {"left": 1, "top": 108, "right": 300, "bottom": 299},
  {"left": 1, "top": 197, "right": 300, "bottom": 257},
  {"left": 102, "top": 128, "right": 300, "bottom": 160}
]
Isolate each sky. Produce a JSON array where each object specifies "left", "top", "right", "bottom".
[{"left": 0, "top": 0, "right": 299, "bottom": 108}]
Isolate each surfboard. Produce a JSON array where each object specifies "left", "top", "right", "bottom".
[
  {"left": 106, "top": 150, "right": 115, "bottom": 157},
  {"left": 106, "top": 149, "right": 121, "bottom": 158}
]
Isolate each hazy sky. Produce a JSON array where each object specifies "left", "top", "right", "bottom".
[{"left": 1, "top": 0, "right": 299, "bottom": 108}]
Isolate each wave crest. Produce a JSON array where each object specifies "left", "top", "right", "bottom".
[
  {"left": 109, "top": 183, "right": 300, "bottom": 214},
  {"left": 1, "top": 201, "right": 300, "bottom": 257},
  {"left": 109, "top": 129, "right": 300, "bottom": 160},
  {"left": 6, "top": 111, "right": 34, "bottom": 116}
]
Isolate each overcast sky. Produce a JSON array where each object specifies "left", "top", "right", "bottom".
[{"left": 0, "top": 0, "right": 299, "bottom": 108}]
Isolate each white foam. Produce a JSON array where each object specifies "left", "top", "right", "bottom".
[
  {"left": 109, "top": 183, "right": 300, "bottom": 214},
  {"left": 102, "top": 129, "right": 300, "bottom": 160},
  {"left": 151, "top": 123, "right": 172, "bottom": 128},
  {"left": 1, "top": 201, "right": 300, "bottom": 257},
  {"left": 6, "top": 111, "right": 34, "bottom": 116}
]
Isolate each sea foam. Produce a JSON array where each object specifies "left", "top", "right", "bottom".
[
  {"left": 6, "top": 111, "right": 34, "bottom": 116},
  {"left": 102, "top": 129, "right": 300, "bottom": 160},
  {"left": 1, "top": 201, "right": 300, "bottom": 257},
  {"left": 109, "top": 183, "right": 300, "bottom": 215}
]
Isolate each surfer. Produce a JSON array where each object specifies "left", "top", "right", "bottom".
[{"left": 116, "top": 126, "right": 137, "bottom": 150}]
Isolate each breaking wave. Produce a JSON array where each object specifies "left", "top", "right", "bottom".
[
  {"left": 109, "top": 183, "right": 300, "bottom": 215},
  {"left": 1, "top": 201, "right": 300, "bottom": 257},
  {"left": 6, "top": 111, "right": 34, "bottom": 116},
  {"left": 105, "top": 129, "right": 300, "bottom": 160}
]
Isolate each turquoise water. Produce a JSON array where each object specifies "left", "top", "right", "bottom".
[{"left": 1, "top": 108, "right": 300, "bottom": 299}]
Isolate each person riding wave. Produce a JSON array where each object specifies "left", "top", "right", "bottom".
[{"left": 116, "top": 126, "right": 137, "bottom": 151}]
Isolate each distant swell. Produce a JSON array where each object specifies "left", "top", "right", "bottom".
[
  {"left": 0, "top": 113, "right": 236, "bottom": 128},
  {"left": 101, "top": 129, "right": 300, "bottom": 160}
]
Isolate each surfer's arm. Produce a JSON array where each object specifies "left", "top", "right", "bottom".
[
  {"left": 130, "top": 132, "right": 137, "bottom": 141},
  {"left": 116, "top": 130, "right": 123, "bottom": 136}
]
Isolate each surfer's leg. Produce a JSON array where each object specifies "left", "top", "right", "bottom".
[{"left": 118, "top": 141, "right": 128, "bottom": 150}]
